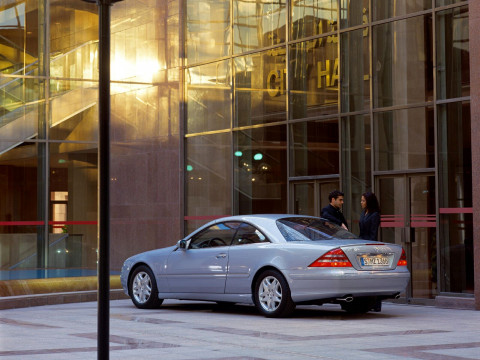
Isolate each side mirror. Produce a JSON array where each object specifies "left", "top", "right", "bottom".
[{"left": 177, "top": 239, "right": 189, "bottom": 250}]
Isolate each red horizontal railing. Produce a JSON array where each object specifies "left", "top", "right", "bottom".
[
  {"left": 439, "top": 207, "right": 473, "bottom": 214},
  {"left": 380, "top": 215, "right": 404, "bottom": 228},
  {"left": 0, "top": 221, "right": 97, "bottom": 226}
]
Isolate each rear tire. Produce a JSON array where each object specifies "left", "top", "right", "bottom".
[
  {"left": 129, "top": 265, "right": 164, "bottom": 309},
  {"left": 340, "top": 297, "right": 375, "bottom": 314},
  {"left": 254, "top": 270, "right": 295, "bottom": 318}
]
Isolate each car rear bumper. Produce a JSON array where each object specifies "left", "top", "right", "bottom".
[{"left": 286, "top": 268, "right": 410, "bottom": 303}]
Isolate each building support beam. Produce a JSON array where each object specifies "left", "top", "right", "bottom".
[{"left": 469, "top": 0, "right": 480, "bottom": 311}]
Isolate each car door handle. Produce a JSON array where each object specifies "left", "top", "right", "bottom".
[{"left": 216, "top": 253, "right": 227, "bottom": 259}]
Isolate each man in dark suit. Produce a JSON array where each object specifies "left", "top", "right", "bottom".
[{"left": 321, "top": 190, "right": 348, "bottom": 230}]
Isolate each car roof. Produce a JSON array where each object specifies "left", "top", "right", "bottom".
[
  {"left": 212, "top": 214, "right": 316, "bottom": 223},
  {"left": 185, "top": 214, "right": 319, "bottom": 242}
]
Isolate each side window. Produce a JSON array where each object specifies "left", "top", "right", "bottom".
[
  {"left": 189, "top": 222, "right": 241, "bottom": 249},
  {"left": 232, "top": 223, "right": 269, "bottom": 246}
]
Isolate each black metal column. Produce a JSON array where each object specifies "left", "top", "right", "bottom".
[
  {"left": 81, "top": 0, "right": 122, "bottom": 356},
  {"left": 97, "top": 0, "right": 111, "bottom": 358}
]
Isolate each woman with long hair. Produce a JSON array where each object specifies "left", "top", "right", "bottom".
[
  {"left": 359, "top": 191, "right": 382, "bottom": 312},
  {"left": 359, "top": 192, "right": 381, "bottom": 241}
]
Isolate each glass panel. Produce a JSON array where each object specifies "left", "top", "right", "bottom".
[
  {"left": 340, "top": 0, "right": 369, "bottom": 28},
  {"left": 190, "top": 222, "right": 240, "bottom": 248},
  {"left": 186, "top": 133, "right": 232, "bottom": 218},
  {"left": 0, "top": 142, "right": 42, "bottom": 279},
  {"left": 0, "top": 78, "right": 44, "bottom": 141},
  {"left": 378, "top": 177, "right": 405, "bottom": 246},
  {"left": 186, "top": 0, "right": 230, "bottom": 65},
  {"left": 234, "top": 50, "right": 286, "bottom": 127},
  {"left": 373, "top": 0, "right": 431, "bottom": 21},
  {"left": 436, "top": 6, "right": 469, "bottom": 100},
  {"left": 438, "top": 101, "right": 471, "bottom": 208},
  {"left": 291, "top": 0, "right": 338, "bottom": 41},
  {"left": 291, "top": 118, "right": 339, "bottom": 176},
  {"left": 340, "top": 29, "right": 370, "bottom": 112},
  {"left": 410, "top": 175, "right": 437, "bottom": 299},
  {"left": 50, "top": 0, "right": 98, "bottom": 79},
  {"left": 48, "top": 143, "right": 98, "bottom": 273},
  {"left": 373, "top": 15, "right": 433, "bottom": 108},
  {"left": 49, "top": 80, "right": 98, "bottom": 141},
  {"left": 233, "top": 0, "right": 286, "bottom": 54},
  {"left": 374, "top": 107, "right": 434, "bottom": 171},
  {"left": 439, "top": 213, "right": 474, "bottom": 294},
  {"left": 0, "top": 0, "right": 39, "bottom": 75},
  {"left": 341, "top": 115, "right": 371, "bottom": 235},
  {"left": 437, "top": 101, "right": 473, "bottom": 294},
  {"left": 436, "top": 0, "right": 464, "bottom": 7},
  {"left": 293, "top": 183, "right": 315, "bottom": 215},
  {"left": 111, "top": 83, "right": 171, "bottom": 141},
  {"left": 234, "top": 125, "right": 287, "bottom": 214},
  {"left": 186, "top": 61, "right": 232, "bottom": 134},
  {"left": 232, "top": 222, "right": 269, "bottom": 246},
  {"left": 289, "top": 37, "right": 339, "bottom": 120},
  {"left": 111, "top": 2, "right": 170, "bottom": 83}
]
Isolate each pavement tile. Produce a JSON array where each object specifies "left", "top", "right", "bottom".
[{"left": 0, "top": 299, "right": 479, "bottom": 360}]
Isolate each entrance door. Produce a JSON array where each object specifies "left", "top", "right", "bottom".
[
  {"left": 376, "top": 174, "right": 437, "bottom": 302},
  {"left": 291, "top": 180, "right": 339, "bottom": 217}
]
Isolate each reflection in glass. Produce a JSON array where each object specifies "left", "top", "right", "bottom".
[
  {"left": 290, "top": 37, "right": 339, "bottom": 120},
  {"left": 233, "top": 0, "right": 286, "bottom": 54},
  {"left": 291, "top": 118, "right": 339, "bottom": 176},
  {"left": 49, "top": 144, "right": 98, "bottom": 271},
  {"left": 234, "top": 125, "right": 287, "bottom": 214},
  {"left": 340, "top": 29, "right": 370, "bottom": 112},
  {"left": 0, "top": 142, "right": 40, "bottom": 276},
  {"left": 410, "top": 175, "right": 437, "bottom": 299},
  {"left": 340, "top": 0, "right": 369, "bottom": 28},
  {"left": 373, "top": 15, "right": 433, "bottom": 108},
  {"left": 439, "top": 213, "right": 474, "bottom": 294},
  {"left": 438, "top": 101, "right": 471, "bottom": 209},
  {"left": 291, "top": 0, "right": 338, "bottom": 41},
  {"left": 186, "top": 61, "right": 232, "bottom": 133},
  {"left": 49, "top": 80, "right": 98, "bottom": 141},
  {"left": 50, "top": 0, "right": 98, "bottom": 78},
  {"left": 436, "top": 6, "right": 469, "bottom": 100},
  {"left": 186, "top": 133, "right": 232, "bottom": 219},
  {"left": 0, "top": 0, "right": 39, "bottom": 75},
  {"left": 378, "top": 177, "right": 405, "bottom": 246},
  {"left": 234, "top": 50, "right": 286, "bottom": 127},
  {"left": 0, "top": 78, "right": 43, "bottom": 141},
  {"left": 186, "top": 0, "right": 230, "bottom": 64},
  {"left": 436, "top": 0, "right": 464, "bottom": 7},
  {"left": 341, "top": 115, "right": 370, "bottom": 234},
  {"left": 293, "top": 183, "right": 315, "bottom": 215},
  {"left": 373, "top": 0, "right": 431, "bottom": 21},
  {"left": 374, "top": 107, "right": 434, "bottom": 171}
]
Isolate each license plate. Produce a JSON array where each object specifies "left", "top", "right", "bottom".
[{"left": 360, "top": 255, "right": 390, "bottom": 266}]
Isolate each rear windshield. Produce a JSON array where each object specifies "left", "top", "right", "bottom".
[{"left": 276, "top": 217, "right": 358, "bottom": 241}]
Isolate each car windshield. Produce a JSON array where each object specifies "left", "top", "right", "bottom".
[{"left": 276, "top": 217, "right": 358, "bottom": 241}]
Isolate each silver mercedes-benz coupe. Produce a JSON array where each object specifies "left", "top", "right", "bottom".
[{"left": 121, "top": 214, "right": 410, "bottom": 317}]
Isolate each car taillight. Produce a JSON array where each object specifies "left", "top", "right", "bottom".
[
  {"left": 397, "top": 249, "right": 407, "bottom": 266},
  {"left": 308, "top": 248, "right": 352, "bottom": 268}
]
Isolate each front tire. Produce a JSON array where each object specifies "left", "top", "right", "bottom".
[
  {"left": 129, "top": 265, "right": 164, "bottom": 309},
  {"left": 254, "top": 270, "right": 295, "bottom": 318}
]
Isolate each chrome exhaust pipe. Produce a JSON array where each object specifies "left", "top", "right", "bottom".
[{"left": 336, "top": 296, "right": 354, "bottom": 303}]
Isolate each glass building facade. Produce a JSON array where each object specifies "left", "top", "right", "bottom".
[{"left": 0, "top": 0, "right": 478, "bottom": 309}]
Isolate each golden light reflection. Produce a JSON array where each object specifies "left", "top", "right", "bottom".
[{"left": 111, "top": 57, "right": 162, "bottom": 83}]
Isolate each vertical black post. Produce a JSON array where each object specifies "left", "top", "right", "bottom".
[{"left": 98, "top": 0, "right": 111, "bottom": 358}]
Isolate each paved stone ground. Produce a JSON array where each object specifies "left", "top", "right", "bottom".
[{"left": 0, "top": 299, "right": 479, "bottom": 360}]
